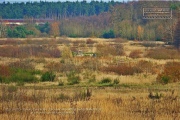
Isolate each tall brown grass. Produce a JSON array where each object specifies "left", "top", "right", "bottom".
[{"left": 0, "top": 86, "right": 179, "bottom": 120}]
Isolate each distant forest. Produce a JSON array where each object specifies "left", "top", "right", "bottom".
[
  {"left": 0, "top": 1, "right": 120, "bottom": 19},
  {"left": 0, "top": 1, "right": 180, "bottom": 41}
]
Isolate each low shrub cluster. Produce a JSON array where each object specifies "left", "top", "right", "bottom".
[
  {"left": 0, "top": 66, "right": 39, "bottom": 84},
  {"left": 86, "top": 39, "right": 97, "bottom": 44},
  {"left": 0, "top": 45, "right": 61, "bottom": 58},
  {"left": 102, "top": 64, "right": 142, "bottom": 75},
  {"left": 101, "top": 60, "right": 157, "bottom": 75},
  {"left": 67, "top": 71, "right": 80, "bottom": 85},
  {"left": 0, "top": 64, "right": 40, "bottom": 84},
  {"left": 9, "top": 60, "right": 34, "bottom": 70},
  {"left": 102, "top": 30, "right": 115, "bottom": 38},
  {"left": 0, "top": 65, "right": 11, "bottom": 77},
  {"left": 99, "top": 78, "right": 112, "bottom": 84},
  {"left": 136, "top": 60, "right": 155, "bottom": 74},
  {"left": 0, "top": 39, "right": 18, "bottom": 45},
  {"left": 10, "top": 70, "right": 37, "bottom": 84},
  {"left": 129, "top": 50, "right": 142, "bottom": 58},
  {"left": 45, "top": 62, "right": 80, "bottom": 73},
  {"left": 0, "top": 63, "right": 58, "bottom": 84},
  {"left": 96, "top": 43, "right": 124, "bottom": 57},
  {"left": 41, "top": 71, "right": 56, "bottom": 82},
  {"left": 156, "top": 62, "right": 180, "bottom": 84},
  {"left": 98, "top": 78, "right": 120, "bottom": 87},
  {"left": 145, "top": 48, "right": 180, "bottom": 59}
]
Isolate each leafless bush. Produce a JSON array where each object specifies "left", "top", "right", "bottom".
[
  {"left": 113, "top": 38, "right": 127, "bottom": 43},
  {"left": 0, "top": 45, "right": 61, "bottom": 58},
  {"left": 136, "top": 60, "right": 154, "bottom": 74},
  {"left": 86, "top": 39, "right": 97, "bottom": 44},
  {"left": 0, "top": 39, "right": 18, "bottom": 45},
  {"left": 81, "top": 58, "right": 100, "bottom": 71},
  {"left": 102, "top": 63, "right": 142, "bottom": 75},
  {"left": 9, "top": 60, "right": 34, "bottom": 70},
  {"left": 0, "top": 64, "right": 11, "bottom": 77},
  {"left": 157, "top": 62, "right": 180, "bottom": 84},
  {"left": 145, "top": 48, "right": 180, "bottom": 59},
  {"left": 96, "top": 43, "right": 124, "bottom": 57},
  {"left": 129, "top": 50, "right": 142, "bottom": 58}
]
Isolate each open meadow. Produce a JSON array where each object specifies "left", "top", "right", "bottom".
[{"left": 0, "top": 37, "right": 179, "bottom": 120}]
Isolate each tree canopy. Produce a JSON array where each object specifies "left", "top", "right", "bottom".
[
  {"left": 0, "top": 1, "right": 120, "bottom": 19},
  {"left": 0, "top": 1, "right": 180, "bottom": 41}
]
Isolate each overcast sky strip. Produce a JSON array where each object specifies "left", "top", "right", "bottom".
[{"left": 0, "top": 0, "right": 129, "bottom": 3}]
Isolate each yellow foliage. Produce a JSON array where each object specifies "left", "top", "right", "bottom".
[
  {"left": 50, "top": 21, "right": 60, "bottom": 37},
  {"left": 61, "top": 46, "right": 73, "bottom": 59},
  {"left": 137, "top": 25, "right": 144, "bottom": 40}
]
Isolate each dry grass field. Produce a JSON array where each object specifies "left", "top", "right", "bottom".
[
  {"left": 0, "top": 37, "right": 179, "bottom": 120},
  {"left": 0, "top": 85, "right": 179, "bottom": 120}
]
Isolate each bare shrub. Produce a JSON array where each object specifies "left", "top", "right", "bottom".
[
  {"left": 61, "top": 46, "right": 73, "bottom": 59},
  {"left": 82, "top": 70, "right": 96, "bottom": 83},
  {"left": 81, "top": 58, "right": 100, "bottom": 71},
  {"left": 0, "top": 45, "right": 61, "bottom": 58},
  {"left": 145, "top": 48, "right": 180, "bottom": 59},
  {"left": 96, "top": 43, "right": 124, "bottom": 57},
  {"left": 45, "top": 62, "right": 80, "bottom": 73},
  {"left": 157, "top": 62, "right": 180, "bottom": 84},
  {"left": 9, "top": 60, "right": 34, "bottom": 70},
  {"left": 129, "top": 49, "right": 142, "bottom": 58},
  {"left": 0, "top": 64, "right": 11, "bottom": 77},
  {"left": 102, "top": 63, "right": 142, "bottom": 75},
  {"left": 0, "top": 39, "right": 18, "bottom": 45},
  {"left": 136, "top": 60, "right": 154, "bottom": 74},
  {"left": 48, "top": 47, "right": 61, "bottom": 58},
  {"left": 0, "top": 46, "right": 20, "bottom": 57},
  {"left": 45, "top": 62, "right": 62, "bottom": 72},
  {"left": 67, "top": 71, "right": 80, "bottom": 85},
  {"left": 86, "top": 39, "right": 97, "bottom": 44},
  {"left": 148, "top": 91, "right": 163, "bottom": 99},
  {"left": 113, "top": 38, "right": 127, "bottom": 43}
]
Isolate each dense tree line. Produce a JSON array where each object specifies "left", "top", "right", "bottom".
[
  {"left": 0, "top": 1, "right": 179, "bottom": 42},
  {"left": 60, "top": 1, "right": 180, "bottom": 40},
  {"left": 0, "top": 1, "right": 120, "bottom": 19},
  {"left": 60, "top": 12, "right": 111, "bottom": 37},
  {"left": 111, "top": 1, "right": 180, "bottom": 41}
]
